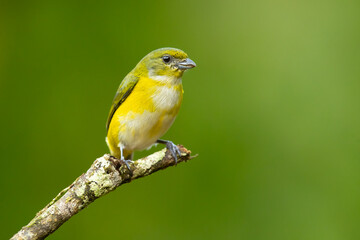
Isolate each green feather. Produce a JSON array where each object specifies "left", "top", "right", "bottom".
[{"left": 106, "top": 74, "right": 139, "bottom": 132}]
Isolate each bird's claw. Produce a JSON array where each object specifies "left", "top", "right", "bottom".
[
  {"left": 165, "top": 141, "right": 181, "bottom": 164},
  {"left": 120, "top": 157, "right": 134, "bottom": 173}
]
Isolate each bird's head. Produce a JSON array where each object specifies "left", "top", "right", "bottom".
[{"left": 134, "top": 48, "right": 196, "bottom": 80}]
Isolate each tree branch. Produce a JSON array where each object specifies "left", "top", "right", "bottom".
[{"left": 11, "top": 145, "right": 195, "bottom": 240}]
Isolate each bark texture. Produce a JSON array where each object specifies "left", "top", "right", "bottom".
[{"left": 11, "top": 145, "right": 194, "bottom": 240}]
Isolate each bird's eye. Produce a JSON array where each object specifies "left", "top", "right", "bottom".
[{"left": 162, "top": 55, "right": 171, "bottom": 63}]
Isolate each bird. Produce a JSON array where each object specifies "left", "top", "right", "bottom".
[{"left": 105, "top": 47, "right": 196, "bottom": 168}]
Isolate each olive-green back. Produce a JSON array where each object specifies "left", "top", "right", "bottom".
[{"left": 106, "top": 74, "right": 139, "bottom": 132}]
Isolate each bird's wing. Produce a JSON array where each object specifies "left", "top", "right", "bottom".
[{"left": 106, "top": 74, "right": 139, "bottom": 132}]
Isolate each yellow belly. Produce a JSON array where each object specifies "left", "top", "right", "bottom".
[{"left": 106, "top": 77, "right": 183, "bottom": 158}]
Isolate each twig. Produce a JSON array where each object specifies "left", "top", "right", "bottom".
[{"left": 11, "top": 145, "right": 194, "bottom": 240}]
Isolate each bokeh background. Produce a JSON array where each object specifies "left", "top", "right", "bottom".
[{"left": 1, "top": 0, "right": 360, "bottom": 239}]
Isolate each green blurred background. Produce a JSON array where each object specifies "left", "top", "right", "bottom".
[{"left": 1, "top": 0, "right": 359, "bottom": 239}]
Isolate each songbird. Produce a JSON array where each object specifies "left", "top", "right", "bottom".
[{"left": 106, "top": 47, "right": 196, "bottom": 167}]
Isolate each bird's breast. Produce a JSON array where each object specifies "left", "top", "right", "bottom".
[
  {"left": 151, "top": 84, "right": 182, "bottom": 111},
  {"left": 111, "top": 78, "right": 183, "bottom": 151}
]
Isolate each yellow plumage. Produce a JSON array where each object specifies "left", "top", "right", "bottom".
[{"left": 106, "top": 48, "right": 195, "bottom": 161}]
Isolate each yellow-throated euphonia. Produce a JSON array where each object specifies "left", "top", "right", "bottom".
[{"left": 106, "top": 48, "right": 196, "bottom": 167}]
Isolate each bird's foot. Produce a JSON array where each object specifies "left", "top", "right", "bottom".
[
  {"left": 120, "top": 156, "right": 134, "bottom": 172},
  {"left": 160, "top": 140, "right": 181, "bottom": 164}
]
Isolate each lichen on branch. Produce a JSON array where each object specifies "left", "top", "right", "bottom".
[{"left": 11, "top": 145, "right": 194, "bottom": 240}]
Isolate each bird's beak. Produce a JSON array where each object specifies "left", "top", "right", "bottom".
[{"left": 177, "top": 58, "right": 196, "bottom": 70}]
